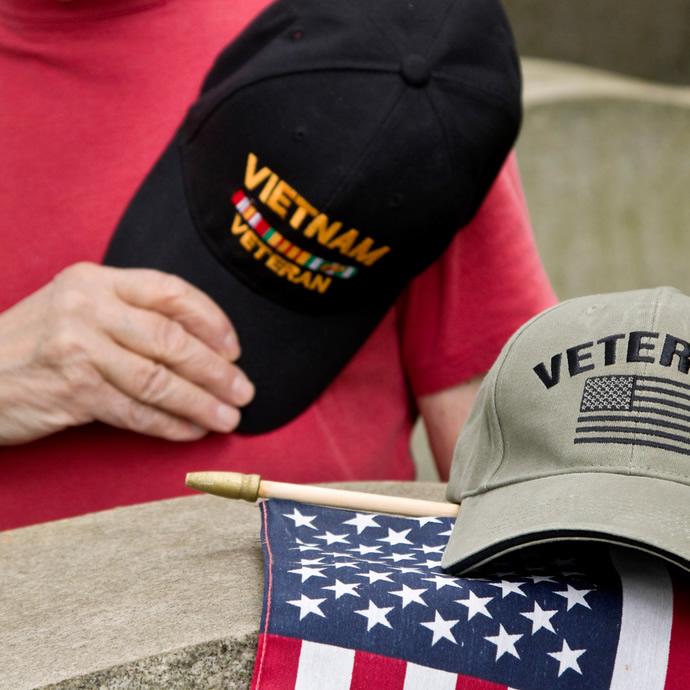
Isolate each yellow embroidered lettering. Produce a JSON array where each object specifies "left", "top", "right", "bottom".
[
  {"left": 231, "top": 214, "right": 249, "bottom": 235},
  {"left": 282, "top": 263, "right": 301, "bottom": 281},
  {"left": 289, "top": 195, "right": 318, "bottom": 230},
  {"left": 310, "top": 274, "right": 332, "bottom": 294},
  {"left": 303, "top": 214, "right": 342, "bottom": 244},
  {"left": 258, "top": 173, "right": 279, "bottom": 203},
  {"left": 267, "top": 180, "right": 297, "bottom": 219},
  {"left": 244, "top": 153, "right": 272, "bottom": 191},
  {"left": 327, "top": 228, "right": 359, "bottom": 254},
  {"left": 253, "top": 240, "right": 272, "bottom": 260},
  {"left": 347, "top": 238, "right": 391, "bottom": 266},
  {"left": 265, "top": 253, "right": 289, "bottom": 275},
  {"left": 239, "top": 229, "right": 258, "bottom": 251},
  {"left": 290, "top": 270, "right": 315, "bottom": 288}
]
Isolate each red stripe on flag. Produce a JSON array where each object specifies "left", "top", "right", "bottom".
[
  {"left": 455, "top": 674, "right": 507, "bottom": 689},
  {"left": 664, "top": 572, "right": 690, "bottom": 689},
  {"left": 251, "top": 634, "right": 302, "bottom": 690},
  {"left": 350, "top": 648, "right": 406, "bottom": 688}
]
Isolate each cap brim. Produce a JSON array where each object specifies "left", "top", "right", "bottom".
[
  {"left": 441, "top": 472, "right": 690, "bottom": 575},
  {"left": 104, "top": 141, "right": 390, "bottom": 433}
]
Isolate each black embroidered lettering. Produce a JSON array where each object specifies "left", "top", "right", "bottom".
[
  {"left": 660, "top": 334, "right": 690, "bottom": 374},
  {"left": 533, "top": 354, "right": 563, "bottom": 389},
  {"left": 627, "top": 331, "right": 659, "bottom": 363},
  {"left": 596, "top": 333, "right": 626, "bottom": 365},
  {"left": 567, "top": 342, "right": 595, "bottom": 376}
]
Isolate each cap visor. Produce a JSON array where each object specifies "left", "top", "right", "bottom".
[
  {"left": 441, "top": 472, "right": 690, "bottom": 575},
  {"left": 104, "top": 141, "right": 389, "bottom": 433}
]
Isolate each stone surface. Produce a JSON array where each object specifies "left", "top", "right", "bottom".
[
  {"left": 0, "top": 482, "right": 447, "bottom": 690},
  {"left": 503, "top": 0, "right": 690, "bottom": 84},
  {"left": 518, "top": 59, "right": 690, "bottom": 301}
]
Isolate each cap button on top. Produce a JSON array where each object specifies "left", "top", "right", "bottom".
[{"left": 400, "top": 54, "right": 431, "bottom": 87}]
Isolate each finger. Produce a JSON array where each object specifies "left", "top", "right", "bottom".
[
  {"left": 94, "top": 338, "right": 245, "bottom": 434},
  {"left": 108, "top": 266, "right": 242, "bottom": 361},
  {"left": 106, "top": 302, "right": 254, "bottom": 408},
  {"left": 92, "top": 380, "right": 211, "bottom": 441}
]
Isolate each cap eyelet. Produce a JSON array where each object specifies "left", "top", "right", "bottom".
[
  {"left": 388, "top": 192, "right": 405, "bottom": 208},
  {"left": 293, "top": 126, "right": 308, "bottom": 142}
]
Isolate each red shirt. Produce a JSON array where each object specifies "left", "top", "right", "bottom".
[{"left": 0, "top": 0, "right": 556, "bottom": 529}]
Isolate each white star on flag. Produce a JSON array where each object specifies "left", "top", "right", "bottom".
[
  {"left": 396, "top": 566, "right": 423, "bottom": 575},
  {"left": 288, "top": 594, "right": 326, "bottom": 620},
  {"left": 355, "top": 601, "right": 394, "bottom": 631},
  {"left": 422, "top": 574, "right": 463, "bottom": 591},
  {"left": 389, "top": 584, "right": 428, "bottom": 608},
  {"left": 288, "top": 566, "right": 328, "bottom": 583},
  {"left": 381, "top": 552, "right": 415, "bottom": 563},
  {"left": 456, "top": 591, "right": 494, "bottom": 621},
  {"left": 423, "top": 558, "right": 443, "bottom": 570},
  {"left": 292, "top": 539, "right": 320, "bottom": 552},
  {"left": 412, "top": 544, "right": 445, "bottom": 554},
  {"left": 357, "top": 570, "right": 395, "bottom": 584},
  {"left": 485, "top": 624, "right": 523, "bottom": 661},
  {"left": 420, "top": 611, "right": 460, "bottom": 646},
  {"left": 413, "top": 517, "right": 444, "bottom": 526},
  {"left": 284, "top": 508, "right": 318, "bottom": 529},
  {"left": 349, "top": 544, "right": 383, "bottom": 556},
  {"left": 299, "top": 557, "right": 325, "bottom": 566},
  {"left": 377, "top": 528, "right": 413, "bottom": 546},
  {"left": 315, "top": 531, "right": 350, "bottom": 546},
  {"left": 520, "top": 602, "right": 558, "bottom": 634},
  {"left": 343, "top": 513, "right": 381, "bottom": 534},
  {"left": 528, "top": 574, "right": 558, "bottom": 585},
  {"left": 548, "top": 639, "right": 586, "bottom": 676},
  {"left": 555, "top": 584, "right": 593, "bottom": 611},
  {"left": 330, "top": 560, "right": 360, "bottom": 570},
  {"left": 322, "top": 580, "right": 360, "bottom": 599},
  {"left": 489, "top": 579, "right": 528, "bottom": 598}
]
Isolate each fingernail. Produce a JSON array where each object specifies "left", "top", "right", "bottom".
[
  {"left": 232, "top": 372, "right": 255, "bottom": 406},
  {"left": 223, "top": 331, "right": 241, "bottom": 360},
  {"left": 217, "top": 404, "right": 240, "bottom": 430}
]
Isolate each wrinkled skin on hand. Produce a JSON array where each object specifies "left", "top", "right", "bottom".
[{"left": 0, "top": 263, "right": 254, "bottom": 444}]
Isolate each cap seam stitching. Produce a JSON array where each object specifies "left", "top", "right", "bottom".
[{"left": 481, "top": 303, "right": 567, "bottom": 492}]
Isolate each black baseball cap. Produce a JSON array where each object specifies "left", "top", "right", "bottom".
[{"left": 104, "top": 0, "right": 522, "bottom": 433}]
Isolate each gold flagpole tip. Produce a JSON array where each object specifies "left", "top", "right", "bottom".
[{"left": 185, "top": 471, "right": 261, "bottom": 502}]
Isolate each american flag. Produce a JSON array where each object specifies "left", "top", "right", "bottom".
[
  {"left": 251, "top": 499, "right": 690, "bottom": 689},
  {"left": 576, "top": 375, "right": 690, "bottom": 455}
]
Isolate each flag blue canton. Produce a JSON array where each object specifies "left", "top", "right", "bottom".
[{"left": 258, "top": 499, "right": 625, "bottom": 689}]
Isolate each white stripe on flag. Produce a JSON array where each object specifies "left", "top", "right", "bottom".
[
  {"left": 609, "top": 546, "right": 673, "bottom": 689},
  {"left": 403, "top": 661, "right": 458, "bottom": 690},
  {"left": 294, "top": 640, "right": 355, "bottom": 690}
]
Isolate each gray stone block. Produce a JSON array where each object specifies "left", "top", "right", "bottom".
[
  {"left": 518, "top": 59, "right": 690, "bottom": 301},
  {"left": 503, "top": 0, "right": 690, "bottom": 84},
  {"left": 0, "top": 482, "right": 447, "bottom": 689}
]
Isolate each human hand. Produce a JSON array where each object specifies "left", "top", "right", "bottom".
[{"left": 0, "top": 262, "right": 254, "bottom": 444}]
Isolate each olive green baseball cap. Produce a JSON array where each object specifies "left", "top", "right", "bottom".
[{"left": 442, "top": 286, "right": 690, "bottom": 575}]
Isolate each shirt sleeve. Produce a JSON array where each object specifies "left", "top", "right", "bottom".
[{"left": 398, "top": 152, "right": 558, "bottom": 398}]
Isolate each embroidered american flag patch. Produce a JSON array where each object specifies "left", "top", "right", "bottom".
[{"left": 575, "top": 375, "right": 690, "bottom": 455}]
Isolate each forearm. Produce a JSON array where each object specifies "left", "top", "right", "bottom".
[{"left": 416, "top": 375, "right": 484, "bottom": 481}]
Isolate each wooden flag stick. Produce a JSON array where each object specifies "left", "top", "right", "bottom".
[{"left": 185, "top": 471, "right": 459, "bottom": 518}]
